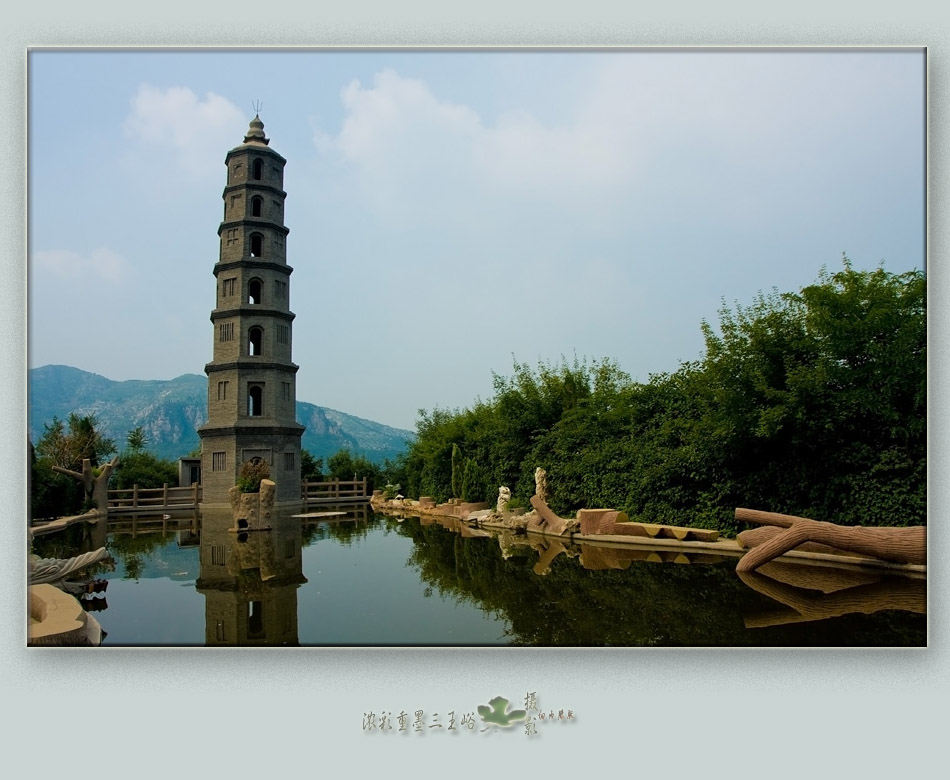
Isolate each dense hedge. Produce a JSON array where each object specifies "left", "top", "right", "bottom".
[{"left": 400, "top": 261, "right": 925, "bottom": 533}]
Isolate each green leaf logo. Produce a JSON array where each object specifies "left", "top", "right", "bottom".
[{"left": 477, "top": 696, "right": 527, "bottom": 728}]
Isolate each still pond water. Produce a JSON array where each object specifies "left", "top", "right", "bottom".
[{"left": 43, "top": 507, "right": 925, "bottom": 647}]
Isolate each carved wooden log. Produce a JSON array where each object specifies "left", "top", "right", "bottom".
[
  {"left": 657, "top": 525, "right": 720, "bottom": 542},
  {"left": 739, "top": 526, "right": 843, "bottom": 557},
  {"left": 52, "top": 456, "right": 119, "bottom": 513},
  {"left": 528, "top": 495, "right": 573, "bottom": 536},
  {"left": 611, "top": 522, "right": 651, "bottom": 537},
  {"left": 574, "top": 510, "right": 719, "bottom": 541},
  {"left": 735, "top": 508, "right": 926, "bottom": 572},
  {"left": 577, "top": 508, "right": 630, "bottom": 535}
]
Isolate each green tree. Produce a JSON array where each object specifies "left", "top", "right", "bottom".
[
  {"left": 461, "top": 458, "right": 484, "bottom": 502},
  {"left": 112, "top": 451, "right": 178, "bottom": 491},
  {"left": 32, "top": 414, "right": 118, "bottom": 517},
  {"left": 126, "top": 427, "right": 148, "bottom": 452},
  {"left": 111, "top": 427, "right": 178, "bottom": 491},
  {"left": 30, "top": 439, "right": 76, "bottom": 520},
  {"left": 697, "top": 259, "right": 925, "bottom": 526},
  {"left": 451, "top": 443, "right": 463, "bottom": 498},
  {"left": 397, "top": 260, "right": 925, "bottom": 532},
  {"left": 326, "top": 449, "right": 383, "bottom": 490},
  {"left": 36, "top": 413, "right": 116, "bottom": 470},
  {"left": 300, "top": 449, "right": 324, "bottom": 483},
  {"left": 378, "top": 453, "right": 409, "bottom": 492}
]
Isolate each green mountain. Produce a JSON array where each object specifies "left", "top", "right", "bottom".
[{"left": 29, "top": 365, "right": 413, "bottom": 463}]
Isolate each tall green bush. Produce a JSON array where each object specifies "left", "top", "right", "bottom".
[
  {"left": 398, "top": 261, "right": 925, "bottom": 531},
  {"left": 451, "top": 443, "right": 463, "bottom": 499},
  {"left": 461, "top": 458, "right": 483, "bottom": 502}
]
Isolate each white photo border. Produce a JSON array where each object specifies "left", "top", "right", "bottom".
[{"left": 4, "top": 1, "right": 947, "bottom": 773}]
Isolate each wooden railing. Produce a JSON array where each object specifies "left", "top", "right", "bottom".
[
  {"left": 104, "top": 479, "right": 370, "bottom": 509},
  {"left": 107, "top": 483, "right": 202, "bottom": 511},
  {"left": 302, "top": 477, "right": 370, "bottom": 502}
]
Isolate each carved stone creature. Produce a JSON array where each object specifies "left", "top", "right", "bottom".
[
  {"left": 29, "top": 547, "right": 111, "bottom": 586},
  {"left": 497, "top": 486, "right": 511, "bottom": 514}
]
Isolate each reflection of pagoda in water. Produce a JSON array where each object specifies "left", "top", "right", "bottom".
[{"left": 195, "top": 508, "right": 306, "bottom": 646}]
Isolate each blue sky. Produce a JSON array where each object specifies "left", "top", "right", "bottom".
[{"left": 28, "top": 49, "right": 925, "bottom": 431}]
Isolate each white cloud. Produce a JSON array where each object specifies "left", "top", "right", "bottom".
[
  {"left": 33, "top": 248, "right": 129, "bottom": 284},
  {"left": 122, "top": 85, "right": 246, "bottom": 178},
  {"left": 314, "top": 70, "right": 647, "bottom": 232},
  {"left": 313, "top": 56, "right": 920, "bottom": 237},
  {"left": 335, "top": 70, "right": 480, "bottom": 167}
]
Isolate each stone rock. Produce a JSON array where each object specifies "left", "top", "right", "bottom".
[
  {"left": 534, "top": 468, "right": 548, "bottom": 504},
  {"left": 228, "top": 478, "right": 276, "bottom": 531},
  {"left": 497, "top": 486, "right": 511, "bottom": 514},
  {"left": 28, "top": 584, "right": 104, "bottom": 646}
]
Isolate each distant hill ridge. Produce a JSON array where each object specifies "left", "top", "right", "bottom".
[{"left": 29, "top": 365, "right": 413, "bottom": 463}]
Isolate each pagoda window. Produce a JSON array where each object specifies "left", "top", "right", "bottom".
[
  {"left": 250, "top": 233, "right": 264, "bottom": 257},
  {"left": 248, "top": 601, "right": 265, "bottom": 639},
  {"left": 248, "top": 384, "right": 264, "bottom": 417},
  {"left": 248, "top": 278, "right": 262, "bottom": 304},
  {"left": 248, "top": 326, "right": 263, "bottom": 356}
]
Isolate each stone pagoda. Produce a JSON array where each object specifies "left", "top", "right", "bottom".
[{"left": 198, "top": 115, "right": 305, "bottom": 505}]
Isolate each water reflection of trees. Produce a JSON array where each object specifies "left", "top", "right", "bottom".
[
  {"left": 391, "top": 517, "right": 925, "bottom": 647},
  {"left": 32, "top": 521, "right": 171, "bottom": 582},
  {"left": 31, "top": 523, "right": 87, "bottom": 559},
  {"left": 107, "top": 531, "right": 174, "bottom": 581},
  {"left": 31, "top": 522, "right": 116, "bottom": 579},
  {"left": 301, "top": 517, "right": 372, "bottom": 548}
]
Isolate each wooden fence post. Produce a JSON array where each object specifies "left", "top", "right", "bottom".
[
  {"left": 163, "top": 483, "right": 169, "bottom": 506},
  {"left": 133, "top": 484, "right": 139, "bottom": 508}
]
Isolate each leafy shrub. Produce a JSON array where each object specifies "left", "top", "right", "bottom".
[
  {"left": 237, "top": 458, "right": 270, "bottom": 493},
  {"left": 112, "top": 451, "right": 178, "bottom": 490}
]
